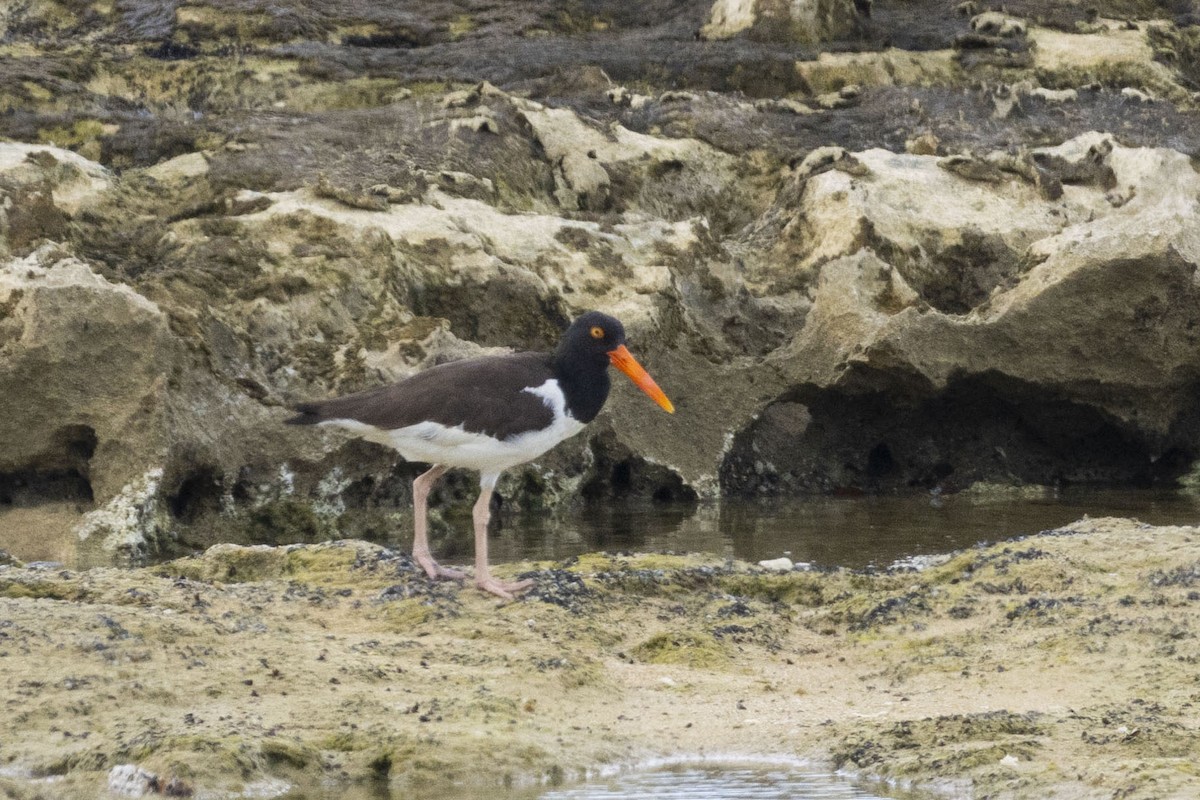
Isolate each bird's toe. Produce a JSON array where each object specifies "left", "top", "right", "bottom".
[
  {"left": 415, "top": 555, "right": 468, "bottom": 582},
  {"left": 475, "top": 576, "right": 534, "bottom": 601}
]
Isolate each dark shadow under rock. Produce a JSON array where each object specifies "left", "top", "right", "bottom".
[{"left": 722, "top": 374, "right": 1198, "bottom": 496}]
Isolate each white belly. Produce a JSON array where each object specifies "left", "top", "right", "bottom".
[{"left": 321, "top": 379, "right": 586, "bottom": 474}]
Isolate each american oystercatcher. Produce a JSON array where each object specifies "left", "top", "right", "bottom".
[{"left": 286, "top": 311, "right": 674, "bottom": 599}]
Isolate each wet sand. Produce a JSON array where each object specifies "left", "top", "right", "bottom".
[{"left": 1, "top": 517, "right": 1198, "bottom": 799}]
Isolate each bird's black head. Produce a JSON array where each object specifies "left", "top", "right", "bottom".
[
  {"left": 553, "top": 311, "right": 674, "bottom": 417},
  {"left": 557, "top": 310, "right": 627, "bottom": 366}
]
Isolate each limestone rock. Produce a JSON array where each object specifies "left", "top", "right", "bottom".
[
  {"left": 515, "top": 97, "right": 739, "bottom": 213},
  {"left": 1029, "top": 26, "right": 1184, "bottom": 100},
  {"left": 107, "top": 764, "right": 158, "bottom": 798},
  {"left": 2, "top": 0, "right": 1200, "bottom": 564},
  {"left": 1028, "top": 87, "right": 1078, "bottom": 103},
  {"left": 701, "top": 0, "right": 862, "bottom": 43},
  {"left": 519, "top": 105, "right": 614, "bottom": 210},
  {"left": 0, "top": 143, "right": 111, "bottom": 216},
  {"left": 143, "top": 151, "right": 210, "bottom": 184},
  {"left": 758, "top": 144, "right": 1109, "bottom": 313},
  {"left": 796, "top": 50, "right": 959, "bottom": 94},
  {"left": 969, "top": 12, "right": 1026, "bottom": 38},
  {"left": 0, "top": 250, "right": 177, "bottom": 564},
  {"left": 0, "top": 143, "right": 111, "bottom": 259},
  {"left": 727, "top": 133, "right": 1200, "bottom": 494}
]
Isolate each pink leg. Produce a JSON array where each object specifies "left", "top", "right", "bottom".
[
  {"left": 472, "top": 473, "right": 534, "bottom": 601},
  {"left": 411, "top": 465, "right": 467, "bottom": 582}
]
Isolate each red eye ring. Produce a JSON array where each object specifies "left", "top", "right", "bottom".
[{"left": 590, "top": 326, "right": 604, "bottom": 339}]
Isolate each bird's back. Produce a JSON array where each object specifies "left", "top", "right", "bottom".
[{"left": 285, "top": 352, "right": 559, "bottom": 440}]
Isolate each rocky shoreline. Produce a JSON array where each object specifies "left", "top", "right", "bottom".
[
  {"left": 1, "top": 516, "right": 1197, "bottom": 799},
  {"left": 4, "top": 3, "right": 1200, "bottom": 796},
  {"left": 5, "top": 1, "right": 1200, "bottom": 566}
]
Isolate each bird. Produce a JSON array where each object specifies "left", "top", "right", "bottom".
[{"left": 285, "top": 311, "right": 675, "bottom": 599}]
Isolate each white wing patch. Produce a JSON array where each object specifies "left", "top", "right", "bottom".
[{"left": 318, "top": 379, "right": 586, "bottom": 473}]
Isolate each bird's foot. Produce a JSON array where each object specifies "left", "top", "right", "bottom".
[
  {"left": 414, "top": 553, "right": 468, "bottom": 583},
  {"left": 474, "top": 575, "right": 535, "bottom": 601}
]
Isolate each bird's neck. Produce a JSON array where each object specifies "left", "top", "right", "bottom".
[{"left": 552, "top": 351, "right": 610, "bottom": 423}]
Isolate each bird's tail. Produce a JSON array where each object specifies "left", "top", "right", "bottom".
[{"left": 283, "top": 402, "right": 324, "bottom": 425}]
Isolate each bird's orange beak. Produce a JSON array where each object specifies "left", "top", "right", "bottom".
[{"left": 607, "top": 345, "right": 675, "bottom": 413}]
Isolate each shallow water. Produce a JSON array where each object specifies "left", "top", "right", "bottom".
[
  {"left": 277, "top": 762, "right": 896, "bottom": 800},
  {"left": 535, "top": 763, "right": 894, "bottom": 799},
  {"left": 477, "top": 489, "right": 1200, "bottom": 569}
]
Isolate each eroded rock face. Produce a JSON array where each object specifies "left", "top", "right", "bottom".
[
  {"left": 724, "top": 133, "right": 1200, "bottom": 495},
  {"left": 0, "top": 250, "right": 175, "bottom": 563},
  {"left": 1, "top": 0, "right": 1200, "bottom": 562}
]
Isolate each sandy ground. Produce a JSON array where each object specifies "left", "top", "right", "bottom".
[{"left": 1, "top": 517, "right": 1199, "bottom": 799}]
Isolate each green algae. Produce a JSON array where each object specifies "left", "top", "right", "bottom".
[
  {"left": 0, "top": 576, "right": 77, "bottom": 601},
  {"left": 448, "top": 14, "right": 477, "bottom": 40},
  {"left": 158, "top": 544, "right": 288, "bottom": 583},
  {"left": 243, "top": 499, "right": 325, "bottom": 546},
  {"left": 717, "top": 571, "right": 830, "bottom": 605},
  {"left": 377, "top": 597, "right": 441, "bottom": 629},
  {"left": 260, "top": 737, "right": 319, "bottom": 769},
  {"left": 157, "top": 539, "right": 378, "bottom": 585},
  {"left": 4, "top": 523, "right": 1200, "bottom": 799},
  {"left": 631, "top": 631, "right": 731, "bottom": 668},
  {"left": 833, "top": 711, "right": 1048, "bottom": 775},
  {"left": 36, "top": 119, "right": 108, "bottom": 161}
]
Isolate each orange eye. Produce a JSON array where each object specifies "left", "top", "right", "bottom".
[{"left": 590, "top": 326, "right": 604, "bottom": 339}]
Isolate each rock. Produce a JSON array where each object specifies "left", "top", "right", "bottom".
[
  {"left": 9, "top": 121, "right": 1200, "bottom": 556},
  {"left": 107, "top": 764, "right": 157, "bottom": 797},
  {"left": 446, "top": 112, "right": 499, "bottom": 134},
  {"left": 726, "top": 132, "right": 1200, "bottom": 493},
  {"left": 792, "top": 146, "right": 869, "bottom": 179},
  {"left": 938, "top": 153, "right": 1006, "bottom": 182},
  {"left": 765, "top": 145, "right": 1095, "bottom": 306},
  {"left": 970, "top": 12, "right": 1026, "bottom": 38},
  {"left": 905, "top": 133, "right": 940, "bottom": 155},
  {"left": 660, "top": 91, "right": 699, "bottom": 103},
  {"left": 105, "top": 764, "right": 192, "bottom": 798},
  {"left": 75, "top": 469, "right": 167, "bottom": 568},
  {"left": 431, "top": 169, "right": 495, "bottom": 199},
  {"left": 1120, "top": 87, "right": 1154, "bottom": 102},
  {"left": 0, "top": 143, "right": 111, "bottom": 217},
  {"left": 756, "top": 98, "right": 815, "bottom": 115},
  {"left": 1028, "top": 86, "right": 1078, "bottom": 103},
  {"left": 700, "top": 0, "right": 862, "bottom": 42},
  {"left": 0, "top": 250, "right": 177, "bottom": 565},
  {"left": 3, "top": 0, "right": 1200, "bottom": 561},
  {"left": 512, "top": 91, "right": 741, "bottom": 215},
  {"left": 1029, "top": 27, "right": 1184, "bottom": 100},
  {"left": 518, "top": 105, "right": 614, "bottom": 210},
  {"left": 607, "top": 86, "right": 652, "bottom": 109},
  {"left": 0, "top": 144, "right": 111, "bottom": 259},
  {"left": 758, "top": 557, "right": 794, "bottom": 572},
  {"left": 796, "top": 50, "right": 959, "bottom": 94},
  {"left": 143, "top": 152, "right": 210, "bottom": 184}
]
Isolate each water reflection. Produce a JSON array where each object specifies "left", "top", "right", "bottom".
[
  {"left": 474, "top": 489, "right": 1200, "bottom": 569},
  {"left": 537, "top": 764, "right": 893, "bottom": 799},
  {"left": 275, "top": 763, "right": 895, "bottom": 800}
]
